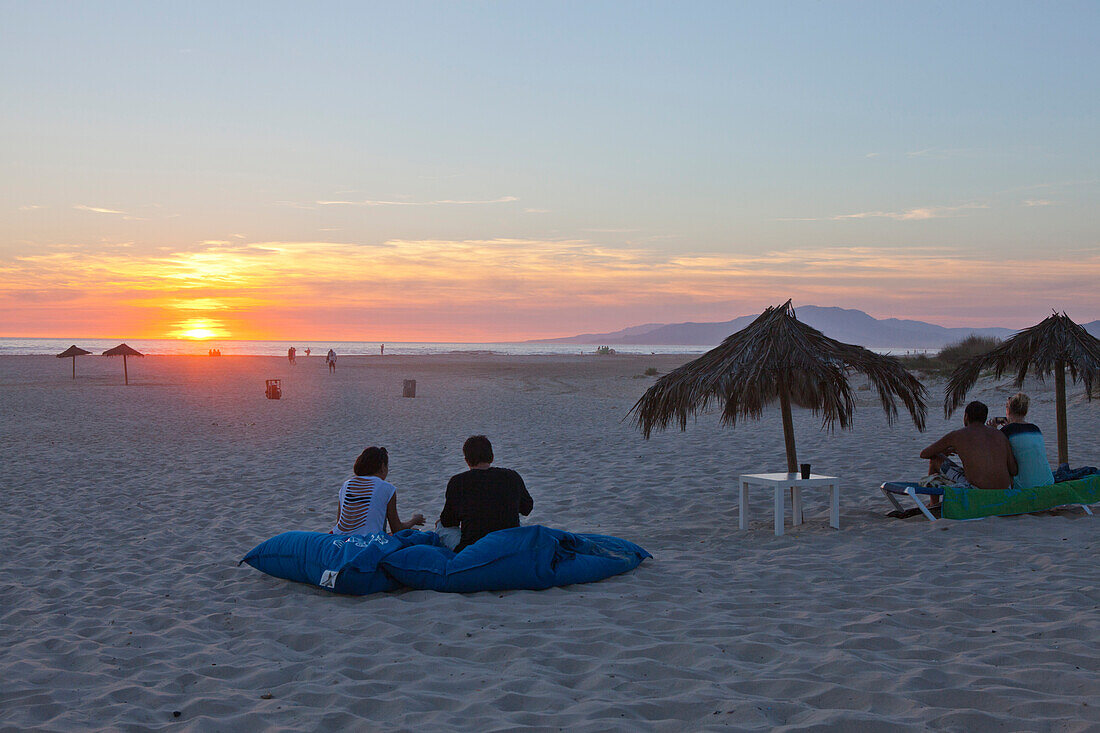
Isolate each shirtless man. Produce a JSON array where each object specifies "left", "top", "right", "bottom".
[{"left": 920, "top": 401, "right": 1017, "bottom": 504}]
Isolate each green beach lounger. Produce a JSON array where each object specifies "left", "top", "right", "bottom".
[{"left": 882, "top": 474, "right": 1100, "bottom": 521}]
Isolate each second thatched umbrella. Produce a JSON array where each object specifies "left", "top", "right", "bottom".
[
  {"left": 630, "top": 301, "right": 928, "bottom": 472},
  {"left": 56, "top": 345, "right": 91, "bottom": 379},
  {"left": 945, "top": 311, "right": 1100, "bottom": 466},
  {"left": 102, "top": 343, "right": 144, "bottom": 385}
]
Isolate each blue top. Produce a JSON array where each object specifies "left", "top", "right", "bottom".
[{"left": 1001, "top": 422, "right": 1055, "bottom": 490}]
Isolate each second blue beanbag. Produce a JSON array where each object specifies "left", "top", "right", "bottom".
[{"left": 380, "top": 525, "right": 652, "bottom": 593}]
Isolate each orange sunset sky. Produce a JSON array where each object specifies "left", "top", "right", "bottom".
[{"left": 3, "top": 5, "right": 1098, "bottom": 342}]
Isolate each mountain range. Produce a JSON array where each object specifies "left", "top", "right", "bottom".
[{"left": 530, "top": 306, "right": 1100, "bottom": 349}]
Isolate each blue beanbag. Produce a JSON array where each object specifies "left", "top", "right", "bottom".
[
  {"left": 381, "top": 525, "right": 652, "bottom": 593},
  {"left": 242, "top": 525, "right": 650, "bottom": 595},
  {"left": 240, "top": 529, "right": 441, "bottom": 595}
]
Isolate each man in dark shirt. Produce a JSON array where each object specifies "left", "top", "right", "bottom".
[{"left": 439, "top": 435, "right": 533, "bottom": 552}]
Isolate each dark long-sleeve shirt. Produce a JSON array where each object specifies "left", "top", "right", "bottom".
[{"left": 439, "top": 467, "right": 533, "bottom": 551}]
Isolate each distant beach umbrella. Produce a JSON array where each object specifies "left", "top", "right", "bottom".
[
  {"left": 102, "top": 343, "right": 144, "bottom": 385},
  {"left": 945, "top": 311, "right": 1100, "bottom": 466},
  {"left": 56, "top": 345, "right": 91, "bottom": 379},
  {"left": 630, "top": 301, "right": 928, "bottom": 472}
]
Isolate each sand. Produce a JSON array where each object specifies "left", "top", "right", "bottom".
[{"left": 1, "top": 353, "right": 1097, "bottom": 731}]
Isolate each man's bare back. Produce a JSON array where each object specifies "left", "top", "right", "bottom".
[{"left": 921, "top": 423, "right": 1017, "bottom": 489}]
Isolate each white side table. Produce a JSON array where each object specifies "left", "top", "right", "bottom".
[{"left": 738, "top": 473, "right": 840, "bottom": 536}]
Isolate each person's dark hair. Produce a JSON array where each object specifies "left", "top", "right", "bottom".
[
  {"left": 462, "top": 435, "right": 494, "bottom": 465},
  {"left": 354, "top": 446, "right": 388, "bottom": 476},
  {"left": 964, "top": 401, "right": 988, "bottom": 425}
]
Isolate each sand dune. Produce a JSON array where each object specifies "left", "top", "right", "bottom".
[{"left": 1, "top": 354, "right": 1097, "bottom": 731}]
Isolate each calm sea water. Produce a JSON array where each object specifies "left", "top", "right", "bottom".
[{"left": 0, "top": 337, "right": 931, "bottom": 357}]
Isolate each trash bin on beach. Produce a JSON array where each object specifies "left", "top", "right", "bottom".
[
  {"left": 402, "top": 379, "right": 416, "bottom": 398},
  {"left": 265, "top": 379, "right": 282, "bottom": 399}
]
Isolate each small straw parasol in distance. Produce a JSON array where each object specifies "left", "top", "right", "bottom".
[
  {"left": 102, "top": 343, "right": 144, "bottom": 385},
  {"left": 56, "top": 345, "right": 91, "bottom": 379},
  {"left": 945, "top": 311, "right": 1100, "bottom": 466},
  {"left": 629, "top": 300, "right": 928, "bottom": 472}
]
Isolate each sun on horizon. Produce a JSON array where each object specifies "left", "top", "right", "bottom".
[{"left": 169, "top": 320, "right": 230, "bottom": 341}]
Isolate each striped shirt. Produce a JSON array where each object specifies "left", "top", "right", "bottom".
[{"left": 332, "top": 476, "right": 396, "bottom": 535}]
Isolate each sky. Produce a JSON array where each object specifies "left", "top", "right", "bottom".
[{"left": 1, "top": 1, "right": 1098, "bottom": 341}]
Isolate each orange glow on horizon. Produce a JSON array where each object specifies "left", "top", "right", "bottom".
[
  {"left": 166, "top": 319, "right": 231, "bottom": 341},
  {"left": 2, "top": 239, "right": 1098, "bottom": 340},
  {"left": 179, "top": 328, "right": 217, "bottom": 340}
]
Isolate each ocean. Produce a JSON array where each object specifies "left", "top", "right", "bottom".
[{"left": 0, "top": 337, "right": 933, "bottom": 357}]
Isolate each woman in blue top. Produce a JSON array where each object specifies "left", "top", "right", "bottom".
[{"left": 993, "top": 393, "right": 1055, "bottom": 490}]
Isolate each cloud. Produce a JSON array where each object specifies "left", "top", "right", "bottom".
[
  {"left": 69, "top": 204, "right": 153, "bottom": 220},
  {"left": 312, "top": 196, "right": 518, "bottom": 207},
  {"left": 524, "top": 208, "right": 551, "bottom": 214},
  {"left": 1023, "top": 199, "right": 1055, "bottom": 207},
  {"left": 831, "top": 203, "right": 988, "bottom": 221},
  {"left": 74, "top": 205, "right": 126, "bottom": 215},
  {"left": 905, "top": 148, "right": 974, "bottom": 159},
  {"left": 164, "top": 298, "right": 233, "bottom": 311},
  {"left": 19, "top": 205, "right": 45, "bottom": 211},
  {"left": 2, "top": 239, "right": 1097, "bottom": 339},
  {"left": 781, "top": 202, "right": 989, "bottom": 222},
  {"left": 992, "top": 179, "right": 1097, "bottom": 197}
]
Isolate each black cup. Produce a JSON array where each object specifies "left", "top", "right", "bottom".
[{"left": 800, "top": 463, "right": 811, "bottom": 480}]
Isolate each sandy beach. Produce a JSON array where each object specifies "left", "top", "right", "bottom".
[{"left": 1, "top": 352, "right": 1097, "bottom": 731}]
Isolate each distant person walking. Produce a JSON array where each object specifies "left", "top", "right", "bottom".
[
  {"left": 380, "top": 343, "right": 385, "bottom": 356},
  {"left": 287, "top": 346, "right": 296, "bottom": 364},
  {"left": 304, "top": 347, "right": 311, "bottom": 357},
  {"left": 326, "top": 348, "right": 337, "bottom": 373}
]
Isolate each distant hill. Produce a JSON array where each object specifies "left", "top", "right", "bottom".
[
  {"left": 534, "top": 322, "right": 667, "bottom": 344},
  {"left": 531, "top": 305, "right": 1023, "bottom": 349},
  {"left": 1086, "top": 320, "right": 1100, "bottom": 338}
]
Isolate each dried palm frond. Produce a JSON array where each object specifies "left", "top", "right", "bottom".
[
  {"left": 945, "top": 311, "right": 1100, "bottom": 416},
  {"left": 56, "top": 345, "right": 92, "bottom": 358},
  {"left": 944, "top": 311, "right": 1100, "bottom": 466},
  {"left": 629, "top": 301, "right": 927, "bottom": 469},
  {"left": 102, "top": 343, "right": 144, "bottom": 385}
]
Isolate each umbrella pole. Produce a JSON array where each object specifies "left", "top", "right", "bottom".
[
  {"left": 1055, "top": 358, "right": 1068, "bottom": 466},
  {"left": 72, "top": 356, "right": 76, "bottom": 379},
  {"left": 778, "top": 378, "right": 798, "bottom": 473},
  {"left": 123, "top": 355, "right": 129, "bottom": 385}
]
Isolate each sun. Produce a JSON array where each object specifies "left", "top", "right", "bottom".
[
  {"left": 168, "top": 319, "right": 230, "bottom": 340},
  {"left": 180, "top": 327, "right": 218, "bottom": 340}
]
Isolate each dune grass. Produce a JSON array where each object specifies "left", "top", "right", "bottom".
[{"left": 897, "top": 335, "right": 1003, "bottom": 376}]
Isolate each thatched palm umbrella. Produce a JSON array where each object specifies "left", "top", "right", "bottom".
[
  {"left": 945, "top": 311, "right": 1100, "bottom": 466},
  {"left": 630, "top": 301, "right": 928, "bottom": 472},
  {"left": 102, "top": 343, "right": 144, "bottom": 385},
  {"left": 56, "top": 345, "right": 91, "bottom": 379}
]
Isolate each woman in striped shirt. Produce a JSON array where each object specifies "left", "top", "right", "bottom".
[{"left": 332, "top": 446, "right": 425, "bottom": 536}]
